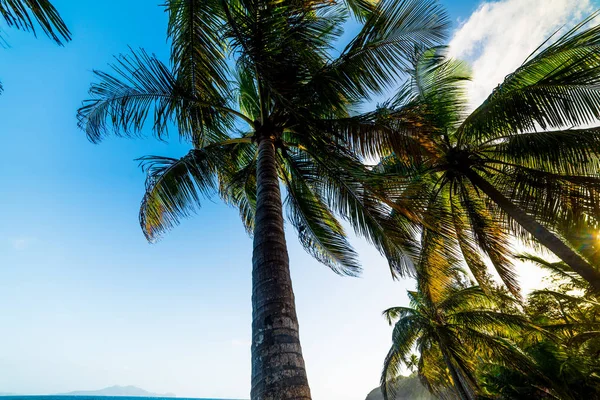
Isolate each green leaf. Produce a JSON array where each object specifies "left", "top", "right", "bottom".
[
  {"left": 0, "top": 0, "right": 71, "bottom": 45},
  {"left": 77, "top": 49, "right": 234, "bottom": 144},
  {"left": 281, "top": 150, "right": 361, "bottom": 276}
]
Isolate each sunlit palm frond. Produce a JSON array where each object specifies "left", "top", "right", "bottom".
[
  {"left": 457, "top": 182, "right": 520, "bottom": 297},
  {"left": 458, "top": 12, "right": 600, "bottom": 142},
  {"left": 399, "top": 46, "right": 471, "bottom": 132}
]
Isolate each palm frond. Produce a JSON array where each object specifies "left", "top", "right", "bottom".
[
  {"left": 281, "top": 150, "right": 361, "bottom": 275},
  {"left": 301, "top": 141, "right": 421, "bottom": 276},
  {"left": 217, "top": 140, "right": 258, "bottom": 234},
  {"left": 165, "top": 0, "right": 228, "bottom": 94},
  {"left": 449, "top": 197, "right": 496, "bottom": 290},
  {"left": 517, "top": 253, "right": 588, "bottom": 287},
  {"left": 306, "top": 0, "right": 449, "bottom": 104},
  {"left": 0, "top": 0, "right": 71, "bottom": 44},
  {"left": 484, "top": 127, "right": 600, "bottom": 176},
  {"left": 78, "top": 49, "right": 235, "bottom": 144},
  {"left": 382, "top": 314, "right": 423, "bottom": 400},
  {"left": 457, "top": 182, "right": 520, "bottom": 297},
  {"left": 458, "top": 12, "right": 600, "bottom": 142},
  {"left": 138, "top": 147, "right": 226, "bottom": 241},
  {"left": 382, "top": 306, "right": 416, "bottom": 324},
  {"left": 490, "top": 164, "right": 600, "bottom": 235}
]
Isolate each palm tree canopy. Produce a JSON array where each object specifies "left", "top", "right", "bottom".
[
  {"left": 77, "top": 0, "right": 450, "bottom": 277},
  {"left": 380, "top": 235, "right": 541, "bottom": 400},
  {"left": 372, "top": 14, "right": 600, "bottom": 293}
]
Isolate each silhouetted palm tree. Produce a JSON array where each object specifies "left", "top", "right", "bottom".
[{"left": 77, "top": 0, "right": 448, "bottom": 398}]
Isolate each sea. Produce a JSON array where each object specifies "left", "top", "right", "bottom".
[{"left": 1, "top": 397, "right": 243, "bottom": 400}]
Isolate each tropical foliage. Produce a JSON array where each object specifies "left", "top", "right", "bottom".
[
  {"left": 78, "top": 0, "right": 449, "bottom": 398},
  {"left": 370, "top": 15, "right": 600, "bottom": 293},
  {"left": 380, "top": 229, "right": 543, "bottom": 400},
  {"left": 75, "top": 0, "right": 600, "bottom": 397},
  {"left": 379, "top": 10, "right": 600, "bottom": 400},
  {"left": 478, "top": 255, "right": 600, "bottom": 400},
  {"left": 0, "top": 0, "right": 70, "bottom": 92},
  {"left": 382, "top": 251, "right": 600, "bottom": 399}
]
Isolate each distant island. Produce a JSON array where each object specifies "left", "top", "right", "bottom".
[
  {"left": 365, "top": 374, "right": 436, "bottom": 400},
  {"left": 60, "top": 386, "right": 175, "bottom": 398},
  {"left": 0, "top": 386, "right": 244, "bottom": 400}
]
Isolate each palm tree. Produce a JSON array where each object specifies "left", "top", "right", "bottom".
[
  {"left": 380, "top": 235, "right": 541, "bottom": 400},
  {"left": 479, "top": 254, "right": 600, "bottom": 399},
  {"left": 77, "top": 0, "right": 449, "bottom": 398},
  {"left": 372, "top": 15, "right": 600, "bottom": 293},
  {"left": 0, "top": 0, "right": 71, "bottom": 92},
  {"left": 406, "top": 353, "right": 419, "bottom": 372}
]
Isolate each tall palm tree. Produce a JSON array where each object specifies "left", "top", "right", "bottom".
[
  {"left": 0, "top": 0, "right": 71, "bottom": 92},
  {"left": 380, "top": 233, "right": 542, "bottom": 400},
  {"left": 77, "top": 0, "right": 449, "bottom": 398},
  {"left": 371, "top": 15, "right": 600, "bottom": 293}
]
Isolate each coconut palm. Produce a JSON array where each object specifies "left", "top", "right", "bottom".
[
  {"left": 77, "top": 0, "right": 449, "bottom": 398},
  {"left": 380, "top": 233, "right": 542, "bottom": 400},
  {"left": 406, "top": 353, "right": 419, "bottom": 372},
  {"left": 371, "top": 15, "right": 600, "bottom": 293},
  {"left": 479, "top": 255, "right": 600, "bottom": 399},
  {"left": 0, "top": 0, "right": 71, "bottom": 92}
]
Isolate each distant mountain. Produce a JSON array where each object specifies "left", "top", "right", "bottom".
[
  {"left": 61, "top": 386, "right": 176, "bottom": 397},
  {"left": 365, "top": 374, "right": 437, "bottom": 400}
]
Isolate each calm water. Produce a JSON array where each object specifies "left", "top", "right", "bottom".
[{"left": 1, "top": 397, "right": 243, "bottom": 400}]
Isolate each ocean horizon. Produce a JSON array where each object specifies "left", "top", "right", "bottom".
[{"left": 0, "top": 396, "right": 245, "bottom": 400}]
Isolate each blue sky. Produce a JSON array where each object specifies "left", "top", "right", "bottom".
[{"left": 0, "top": 1, "right": 595, "bottom": 399}]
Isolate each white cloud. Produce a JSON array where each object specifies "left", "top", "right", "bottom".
[
  {"left": 11, "top": 236, "right": 35, "bottom": 251},
  {"left": 449, "top": 0, "right": 594, "bottom": 108},
  {"left": 447, "top": 0, "right": 597, "bottom": 295}
]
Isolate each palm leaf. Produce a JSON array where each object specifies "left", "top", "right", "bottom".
[
  {"left": 0, "top": 0, "right": 71, "bottom": 44},
  {"left": 281, "top": 150, "right": 361, "bottom": 275},
  {"left": 458, "top": 12, "right": 600, "bottom": 143},
  {"left": 306, "top": 0, "right": 450, "bottom": 105},
  {"left": 138, "top": 147, "right": 226, "bottom": 241},
  {"left": 78, "top": 49, "right": 236, "bottom": 144}
]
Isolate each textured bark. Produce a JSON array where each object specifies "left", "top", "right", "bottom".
[
  {"left": 251, "top": 135, "right": 312, "bottom": 400},
  {"left": 465, "top": 169, "right": 600, "bottom": 293}
]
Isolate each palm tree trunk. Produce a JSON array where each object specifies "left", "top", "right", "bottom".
[
  {"left": 251, "top": 135, "right": 312, "bottom": 400},
  {"left": 465, "top": 169, "right": 600, "bottom": 293},
  {"left": 439, "top": 347, "right": 473, "bottom": 400}
]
